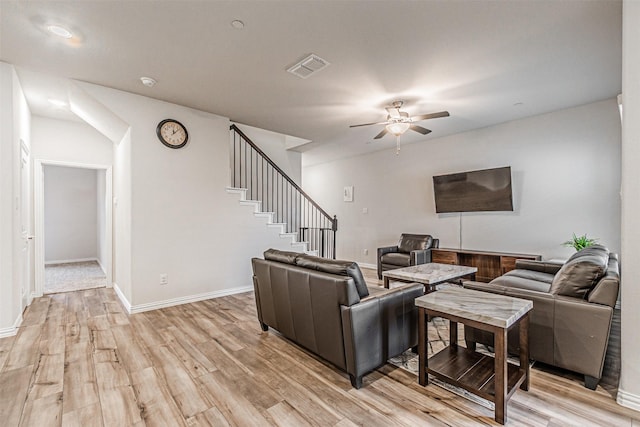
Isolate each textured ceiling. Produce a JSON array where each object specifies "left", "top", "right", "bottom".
[{"left": 0, "top": 1, "right": 622, "bottom": 164}]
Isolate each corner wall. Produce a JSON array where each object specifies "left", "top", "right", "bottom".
[
  {"left": 76, "top": 82, "right": 302, "bottom": 309},
  {"left": 303, "top": 99, "right": 621, "bottom": 263},
  {"left": 618, "top": 0, "right": 640, "bottom": 411},
  {"left": 0, "top": 62, "right": 31, "bottom": 336}
]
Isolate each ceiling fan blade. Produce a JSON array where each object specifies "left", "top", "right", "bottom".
[
  {"left": 385, "top": 106, "right": 401, "bottom": 118},
  {"left": 373, "top": 128, "right": 388, "bottom": 139},
  {"left": 410, "top": 124, "right": 432, "bottom": 135},
  {"left": 411, "top": 111, "right": 450, "bottom": 121},
  {"left": 350, "top": 121, "right": 389, "bottom": 128}
]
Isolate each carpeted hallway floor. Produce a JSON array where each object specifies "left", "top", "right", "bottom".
[{"left": 44, "top": 260, "right": 107, "bottom": 294}]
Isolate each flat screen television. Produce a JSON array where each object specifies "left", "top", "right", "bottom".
[{"left": 433, "top": 166, "right": 513, "bottom": 213}]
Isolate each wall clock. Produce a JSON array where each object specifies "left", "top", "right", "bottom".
[{"left": 156, "top": 119, "right": 188, "bottom": 149}]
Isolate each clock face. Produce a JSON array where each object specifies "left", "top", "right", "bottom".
[{"left": 156, "top": 119, "right": 188, "bottom": 148}]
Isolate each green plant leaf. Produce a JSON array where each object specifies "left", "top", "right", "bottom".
[{"left": 562, "top": 233, "right": 598, "bottom": 251}]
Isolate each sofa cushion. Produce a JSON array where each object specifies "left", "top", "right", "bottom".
[
  {"left": 502, "top": 269, "right": 555, "bottom": 284},
  {"left": 398, "top": 234, "right": 433, "bottom": 253},
  {"left": 296, "top": 255, "right": 369, "bottom": 298},
  {"left": 263, "top": 248, "right": 300, "bottom": 265},
  {"left": 549, "top": 246, "right": 609, "bottom": 299},
  {"left": 491, "top": 274, "right": 552, "bottom": 293},
  {"left": 380, "top": 252, "right": 411, "bottom": 267}
]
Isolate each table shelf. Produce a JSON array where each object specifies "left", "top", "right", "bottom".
[{"left": 427, "top": 345, "right": 527, "bottom": 403}]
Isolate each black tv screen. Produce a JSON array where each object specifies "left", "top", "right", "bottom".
[{"left": 433, "top": 166, "right": 513, "bottom": 213}]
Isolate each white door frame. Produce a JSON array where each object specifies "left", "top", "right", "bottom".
[
  {"left": 19, "top": 140, "right": 31, "bottom": 311},
  {"left": 34, "top": 159, "right": 113, "bottom": 296}
]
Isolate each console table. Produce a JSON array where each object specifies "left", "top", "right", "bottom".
[
  {"left": 415, "top": 287, "right": 532, "bottom": 425},
  {"left": 431, "top": 248, "right": 541, "bottom": 282}
]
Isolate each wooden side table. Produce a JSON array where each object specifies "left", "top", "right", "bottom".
[{"left": 415, "top": 287, "right": 532, "bottom": 425}]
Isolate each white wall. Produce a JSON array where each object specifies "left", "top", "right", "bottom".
[
  {"left": 31, "top": 116, "right": 113, "bottom": 165},
  {"left": 0, "top": 62, "right": 31, "bottom": 336},
  {"left": 43, "top": 165, "right": 98, "bottom": 263},
  {"left": 618, "top": 0, "right": 640, "bottom": 411},
  {"left": 76, "top": 82, "right": 302, "bottom": 308},
  {"left": 303, "top": 99, "right": 621, "bottom": 264},
  {"left": 97, "top": 169, "right": 106, "bottom": 272}
]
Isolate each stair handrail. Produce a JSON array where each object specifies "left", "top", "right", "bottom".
[{"left": 230, "top": 124, "right": 337, "bottom": 230}]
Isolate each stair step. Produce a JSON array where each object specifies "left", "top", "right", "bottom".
[
  {"left": 227, "top": 186, "right": 327, "bottom": 258},
  {"left": 291, "top": 241, "right": 309, "bottom": 251},
  {"left": 239, "top": 200, "right": 262, "bottom": 212},
  {"left": 225, "top": 187, "right": 248, "bottom": 199}
]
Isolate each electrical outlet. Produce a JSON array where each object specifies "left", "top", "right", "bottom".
[
  {"left": 159, "top": 273, "right": 168, "bottom": 285},
  {"left": 363, "top": 249, "right": 369, "bottom": 255},
  {"left": 362, "top": 207, "right": 368, "bottom": 214}
]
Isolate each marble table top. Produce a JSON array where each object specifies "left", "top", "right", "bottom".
[
  {"left": 415, "top": 287, "right": 533, "bottom": 328},
  {"left": 382, "top": 263, "right": 478, "bottom": 285}
]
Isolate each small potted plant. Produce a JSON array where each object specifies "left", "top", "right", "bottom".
[{"left": 563, "top": 233, "right": 599, "bottom": 251}]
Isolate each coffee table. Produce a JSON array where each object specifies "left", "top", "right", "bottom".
[
  {"left": 382, "top": 263, "right": 478, "bottom": 292},
  {"left": 415, "top": 287, "right": 532, "bottom": 425}
]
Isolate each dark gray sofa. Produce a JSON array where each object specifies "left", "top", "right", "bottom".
[
  {"left": 377, "top": 233, "right": 439, "bottom": 279},
  {"left": 252, "top": 249, "right": 423, "bottom": 388},
  {"left": 463, "top": 245, "right": 619, "bottom": 389}
]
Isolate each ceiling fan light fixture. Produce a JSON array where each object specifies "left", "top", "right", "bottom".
[
  {"left": 386, "top": 122, "right": 410, "bottom": 136},
  {"left": 46, "top": 24, "right": 73, "bottom": 39}
]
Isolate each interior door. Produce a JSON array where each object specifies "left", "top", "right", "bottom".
[{"left": 19, "top": 141, "right": 31, "bottom": 311}]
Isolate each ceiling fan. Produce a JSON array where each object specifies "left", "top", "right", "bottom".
[{"left": 350, "top": 100, "right": 450, "bottom": 140}]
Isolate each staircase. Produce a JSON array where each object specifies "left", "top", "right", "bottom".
[{"left": 228, "top": 125, "right": 337, "bottom": 258}]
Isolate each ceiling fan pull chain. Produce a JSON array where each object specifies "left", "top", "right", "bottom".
[{"left": 396, "top": 136, "right": 401, "bottom": 155}]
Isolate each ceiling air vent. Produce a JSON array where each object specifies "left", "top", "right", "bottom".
[{"left": 287, "top": 54, "right": 330, "bottom": 79}]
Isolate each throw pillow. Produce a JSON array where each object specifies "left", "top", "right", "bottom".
[
  {"left": 296, "top": 255, "right": 369, "bottom": 298},
  {"left": 549, "top": 250, "right": 609, "bottom": 299}
]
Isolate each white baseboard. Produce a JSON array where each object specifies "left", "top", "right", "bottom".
[
  {"left": 0, "top": 314, "right": 23, "bottom": 338},
  {"left": 96, "top": 258, "right": 106, "bottom": 275},
  {"left": 617, "top": 388, "right": 640, "bottom": 411},
  {"left": 45, "top": 257, "right": 98, "bottom": 265},
  {"left": 112, "top": 282, "right": 132, "bottom": 314},
  {"left": 112, "top": 283, "right": 254, "bottom": 315},
  {"left": 357, "top": 262, "right": 377, "bottom": 270}
]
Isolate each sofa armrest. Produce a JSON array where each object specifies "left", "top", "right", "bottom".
[
  {"left": 378, "top": 245, "right": 398, "bottom": 257},
  {"left": 410, "top": 249, "right": 433, "bottom": 265},
  {"left": 377, "top": 245, "right": 399, "bottom": 279},
  {"left": 515, "top": 259, "right": 563, "bottom": 275},
  {"left": 341, "top": 282, "right": 423, "bottom": 388},
  {"left": 553, "top": 296, "right": 613, "bottom": 379}
]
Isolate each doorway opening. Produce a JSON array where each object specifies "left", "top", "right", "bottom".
[{"left": 34, "top": 160, "right": 113, "bottom": 296}]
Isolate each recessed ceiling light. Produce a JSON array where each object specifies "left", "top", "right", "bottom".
[
  {"left": 231, "top": 20, "right": 245, "bottom": 29},
  {"left": 140, "top": 76, "right": 157, "bottom": 87},
  {"left": 48, "top": 98, "right": 67, "bottom": 108},
  {"left": 46, "top": 25, "right": 73, "bottom": 39}
]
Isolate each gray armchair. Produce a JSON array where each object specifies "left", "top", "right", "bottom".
[{"left": 377, "top": 233, "right": 439, "bottom": 279}]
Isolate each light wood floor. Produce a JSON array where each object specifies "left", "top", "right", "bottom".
[{"left": 1, "top": 284, "right": 639, "bottom": 426}]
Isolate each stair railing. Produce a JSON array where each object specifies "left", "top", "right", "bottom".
[{"left": 230, "top": 124, "right": 337, "bottom": 259}]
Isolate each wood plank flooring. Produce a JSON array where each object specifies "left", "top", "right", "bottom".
[{"left": 1, "top": 279, "right": 639, "bottom": 426}]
